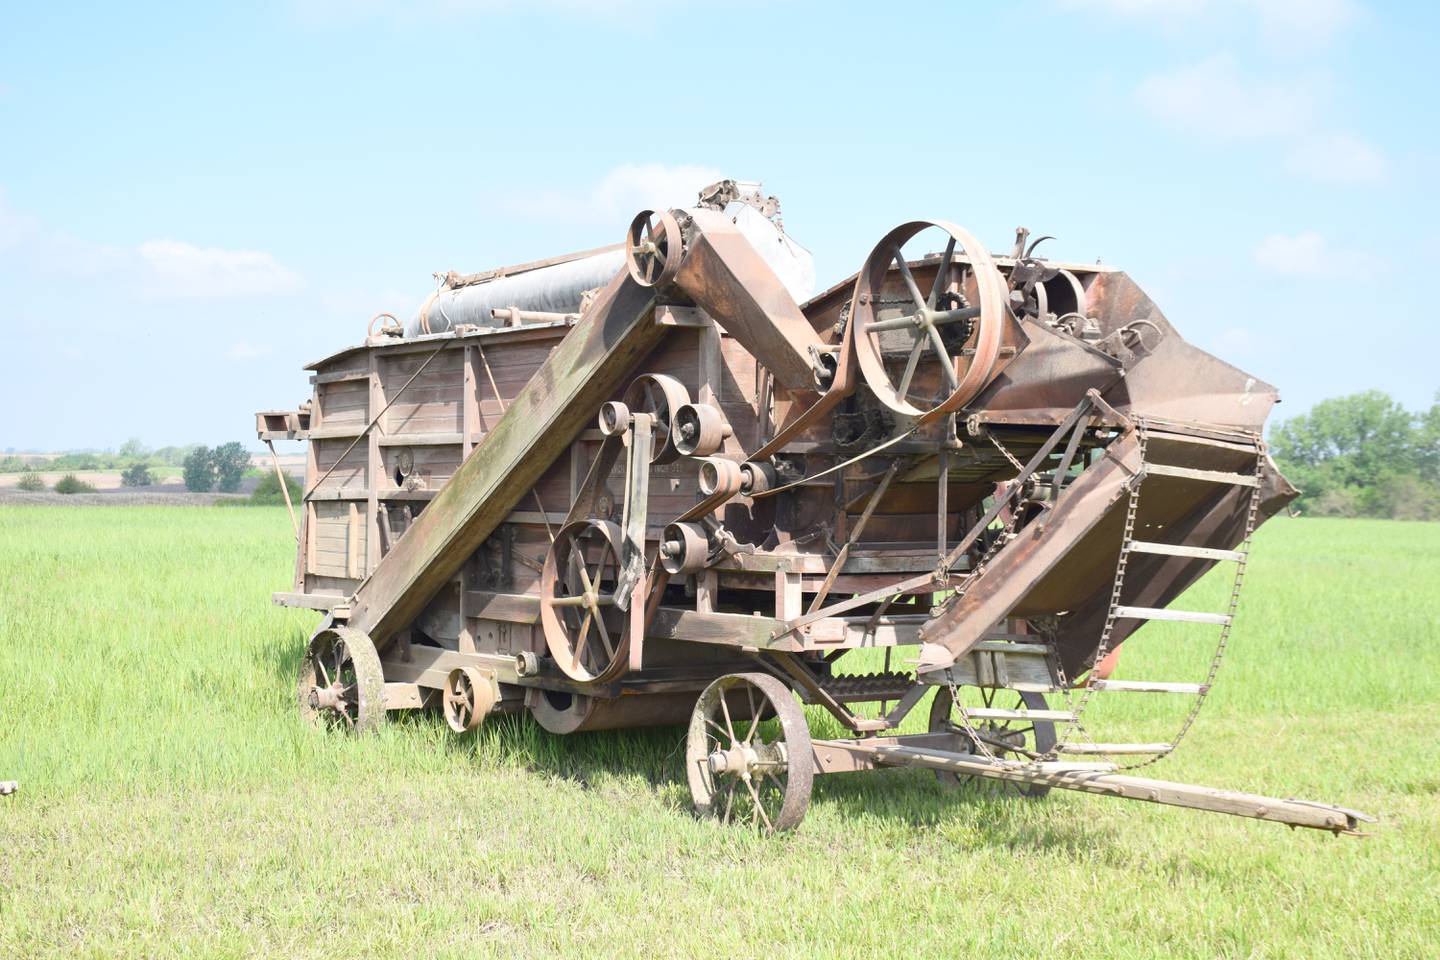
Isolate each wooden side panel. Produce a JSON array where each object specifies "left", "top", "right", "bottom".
[{"left": 310, "top": 500, "right": 370, "bottom": 579}]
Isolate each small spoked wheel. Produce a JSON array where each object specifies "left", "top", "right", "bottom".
[
  {"left": 928, "top": 687, "right": 1057, "bottom": 798},
  {"left": 443, "top": 666, "right": 496, "bottom": 734},
  {"left": 298, "top": 627, "right": 385, "bottom": 734},
  {"left": 852, "top": 219, "right": 1008, "bottom": 420},
  {"left": 539, "top": 519, "right": 627, "bottom": 683},
  {"left": 686, "top": 672, "right": 814, "bottom": 833},
  {"left": 625, "top": 209, "right": 682, "bottom": 288}
]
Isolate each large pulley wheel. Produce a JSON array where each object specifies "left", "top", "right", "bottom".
[
  {"left": 623, "top": 373, "right": 691, "bottom": 464},
  {"left": 928, "top": 687, "right": 1057, "bottom": 798},
  {"left": 686, "top": 672, "right": 814, "bottom": 833},
  {"left": 540, "top": 519, "right": 628, "bottom": 683},
  {"left": 852, "top": 220, "right": 1008, "bottom": 420},
  {"left": 298, "top": 626, "right": 385, "bottom": 734},
  {"left": 625, "top": 209, "right": 682, "bottom": 288}
]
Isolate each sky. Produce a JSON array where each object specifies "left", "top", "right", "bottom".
[{"left": 1, "top": 0, "right": 1437, "bottom": 451}]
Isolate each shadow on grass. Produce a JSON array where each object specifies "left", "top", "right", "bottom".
[{"left": 262, "top": 632, "right": 1111, "bottom": 852}]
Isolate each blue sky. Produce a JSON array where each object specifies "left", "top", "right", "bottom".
[{"left": 2, "top": 0, "right": 1436, "bottom": 451}]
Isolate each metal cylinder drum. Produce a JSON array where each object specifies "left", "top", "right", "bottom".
[{"left": 406, "top": 249, "right": 627, "bottom": 337}]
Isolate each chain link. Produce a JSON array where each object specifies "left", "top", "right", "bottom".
[
  {"left": 1044, "top": 421, "right": 1150, "bottom": 759},
  {"left": 1119, "top": 435, "right": 1266, "bottom": 770}
]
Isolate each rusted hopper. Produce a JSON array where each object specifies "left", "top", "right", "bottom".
[{"left": 259, "top": 179, "right": 1370, "bottom": 834}]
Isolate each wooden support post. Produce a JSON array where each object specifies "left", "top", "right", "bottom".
[
  {"left": 937, "top": 447, "right": 949, "bottom": 564},
  {"left": 366, "top": 352, "right": 383, "bottom": 575},
  {"left": 696, "top": 570, "right": 718, "bottom": 613},
  {"left": 462, "top": 344, "right": 479, "bottom": 454}
]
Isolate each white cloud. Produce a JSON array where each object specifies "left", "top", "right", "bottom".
[
  {"left": 1136, "top": 54, "right": 1317, "bottom": 141},
  {"left": 1058, "top": 0, "right": 1362, "bottom": 51},
  {"left": 1285, "top": 131, "right": 1387, "bottom": 183},
  {"left": 0, "top": 191, "right": 38, "bottom": 250},
  {"left": 504, "top": 162, "right": 724, "bottom": 224},
  {"left": 137, "top": 240, "right": 303, "bottom": 299},
  {"left": 1253, "top": 231, "right": 1382, "bottom": 277},
  {"left": 1135, "top": 56, "right": 1385, "bottom": 184}
]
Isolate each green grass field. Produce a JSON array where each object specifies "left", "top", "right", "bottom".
[{"left": 2, "top": 506, "right": 1437, "bottom": 958}]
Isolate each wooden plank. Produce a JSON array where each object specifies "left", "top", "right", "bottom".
[
  {"left": 383, "top": 682, "right": 425, "bottom": 710},
  {"left": 819, "top": 740, "right": 1370, "bottom": 833},
  {"left": 963, "top": 707, "right": 1075, "bottom": 722},
  {"left": 1128, "top": 540, "right": 1246, "bottom": 562},
  {"left": 1145, "top": 463, "right": 1260, "bottom": 487},
  {"left": 1114, "top": 605, "right": 1231, "bottom": 625},
  {"left": 346, "top": 502, "right": 360, "bottom": 579},
  {"left": 1056, "top": 742, "right": 1172, "bottom": 754},
  {"left": 1090, "top": 679, "right": 1207, "bottom": 694},
  {"left": 366, "top": 352, "right": 382, "bottom": 575}
]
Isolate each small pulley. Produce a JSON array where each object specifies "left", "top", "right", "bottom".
[
  {"left": 625, "top": 209, "right": 682, "bottom": 288},
  {"left": 672, "top": 402, "right": 733, "bottom": 458},
  {"left": 660, "top": 521, "right": 710, "bottom": 575}
]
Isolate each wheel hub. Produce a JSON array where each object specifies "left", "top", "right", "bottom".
[{"left": 308, "top": 683, "right": 344, "bottom": 712}]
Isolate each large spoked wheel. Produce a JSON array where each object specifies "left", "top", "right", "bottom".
[
  {"left": 928, "top": 687, "right": 1057, "bottom": 798},
  {"left": 625, "top": 209, "right": 682, "bottom": 288},
  {"left": 298, "top": 627, "right": 386, "bottom": 734},
  {"left": 852, "top": 220, "right": 1008, "bottom": 420},
  {"left": 540, "top": 519, "right": 627, "bottom": 683},
  {"left": 623, "top": 372, "right": 691, "bottom": 464},
  {"left": 686, "top": 672, "right": 814, "bottom": 833}
]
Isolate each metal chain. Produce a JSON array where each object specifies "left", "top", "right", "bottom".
[
  {"left": 1044, "top": 420, "right": 1150, "bottom": 759},
  {"left": 1119, "top": 437, "right": 1266, "bottom": 770},
  {"left": 986, "top": 430, "right": 1027, "bottom": 474},
  {"left": 941, "top": 433, "right": 1031, "bottom": 764}
]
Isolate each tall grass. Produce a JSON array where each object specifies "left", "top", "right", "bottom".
[{"left": 0, "top": 507, "right": 1436, "bottom": 958}]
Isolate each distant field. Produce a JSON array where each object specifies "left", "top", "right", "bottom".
[{"left": 0, "top": 506, "right": 1437, "bottom": 958}]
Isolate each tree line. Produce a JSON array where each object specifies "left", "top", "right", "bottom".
[{"left": 1270, "top": 390, "right": 1440, "bottom": 520}]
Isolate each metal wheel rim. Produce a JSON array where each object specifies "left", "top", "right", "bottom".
[
  {"left": 851, "top": 219, "right": 1006, "bottom": 422},
  {"left": 539, "top": 519, "right": 627, "bottom": 683},
  {"left": 927, "top": 687, "right": 1056, "bottom": 798},
  {"left": 298, "top": 627, "right": 385, "bottom": 734},
  {"left": 685, "top": 672, "right": 813, "bottom": 833}
]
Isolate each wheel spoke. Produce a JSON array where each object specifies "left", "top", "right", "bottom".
[
  {"left": 705, "top": 717, "right": 731, "bottom": 744},
  {"left": 722, "top": 781, "right": 737, "bottom": 823},
  {"left": 719, "top": 691, "right": 737, "bottom": 743},
  {"left": 926, "top": 325, "right": 960, "bottom": 391},
  {"left": 315, "top": 656, "right": 331, "bottom": 687},
  {"left": 744, "top": 686, "right": 761, "bottom": 745},
  {"left": 572, "top": 609, "right": 595, "bottom": 667},
  {"left": 928, "top": 236, "right": 956, "bottom": 309},
  {"left": 892, "top": 246, "right": 926, "bottom": 310},
  {"left": 896, "top": 335, "right": 926, "bottom": 398},
  {"left": 744, "top": 777, "right": 773, "bottom": 832},
  {"left": 591, "top": 606, "right": 615, "bottom": 660}
]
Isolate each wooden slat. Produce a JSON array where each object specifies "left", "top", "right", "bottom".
[
  {"left": 1089, "top": 679, "right": 1207, "bottom": 694},
  {"left": 1114, "top": 605, "right": 1231, "bottom": 625},
  {"left": 1144, "top": 463, "right": 1260, "bottom": 487},
  {"left": 1128, "top": 541, "right": 1246, "bottom": 562},
  {"left": 822, "top": 740, "right": 1370, "bottom": 833},
  {"left": 1056, "top": 742, "right": 1172, "bottom": 754},
  {"left": 962, "top": 707, "right": 1075, "bottom": 722}
]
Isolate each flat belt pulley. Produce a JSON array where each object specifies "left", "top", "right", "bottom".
[
  {"left": 540, "top": 518, "right": 630, "bottom": 684},
  {"left": 851, "top": 220, "right": 1009, "bottom": 421}
]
